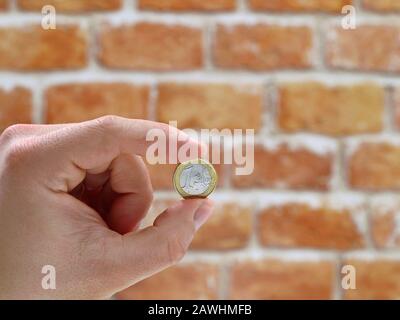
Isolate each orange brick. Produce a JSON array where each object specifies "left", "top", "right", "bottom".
[
  {"left": 371, "top": 200, "right": 400, "bottom": 248},
  {"left": 45, "top": 83, "right": 149, "bottom": 124},
  {"left": 116, "top": 263, "right": 219, "bottom": 299},
  {"left": 139, "top": 0, "right": 235, "bottom": 11},
  {"left": 363, "top": 0, "right": 400, "bottom": 11},
  {"left": 18, "top": 0, "right": 121, "bottom": 12},
  {"left": 232, "top": 144, "right": 333, "bottom": 190},
  {"left": 249, "top": 0, "right": 352, "bottom": 12},
  {"left": 326, "top": 26, "right": 400, "bottom": 72},
  {"left": 344, "top": 259, "right": 400, "bottom": 299},
  {"left": 214, "top": 24, "right": 313, "bottom": 70},
  {"left": 156, "top": 83, "right": 263, "bottom": 131},
  {"left": 372, "top": 212, "right": 396, "bottom": 248},
  {"left": 258, "top": 204, "right": 364, "bottom": 250},
  {"left": 278, "top": 82, "right": 384, "bottom": 135},
  {"left": 0, "top": 0, "right": 7, "bottom": 10},
  {"left": 0, "top": 25, "right": 87, "bottom": 71},
  {"left": 349, "top": 143, "right": 400, "bottom": 190},
  {"left": 98, "top": 23, "right": 203, "bottom": 71},
  {"left": 0, "top": 87, "right": 32, "bottom": 132},
  {"left": 191, "top": 203, "right": 253, "bottom": 250},
  {"left": 230, "top": 259, "right": 334, "bottom": 299}
]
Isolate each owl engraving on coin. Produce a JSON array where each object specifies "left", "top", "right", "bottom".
[{"left": 179, "top": 164, "right": 212, "bottom": 196}]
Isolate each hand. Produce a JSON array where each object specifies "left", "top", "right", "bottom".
[{"left": 0, "top": 116, "right": 214, "bottom": 299}]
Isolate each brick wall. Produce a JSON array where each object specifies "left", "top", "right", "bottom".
[{"left": 1, "top": 0, "right": 400, "bottom": 300}]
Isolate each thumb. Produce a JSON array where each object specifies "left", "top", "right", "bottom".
[{"left": 117, "top": 199, "right": 214, "bottom": 285}]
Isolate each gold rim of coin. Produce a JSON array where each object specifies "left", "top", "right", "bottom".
[{"left": 173, "top": 159, "right": 218, "bottom": 199}]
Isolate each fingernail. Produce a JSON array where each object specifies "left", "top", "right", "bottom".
[{"left": 194, "top": 200, "right": 214, "bottom": 231}]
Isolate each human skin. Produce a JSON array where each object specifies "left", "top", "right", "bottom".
[{"left": 0, "top": 116, "right": 214, "bottom": 299}]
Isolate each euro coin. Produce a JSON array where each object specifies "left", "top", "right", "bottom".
[{"left": 173, "top": 159, "right": 217, "bottom": 199}]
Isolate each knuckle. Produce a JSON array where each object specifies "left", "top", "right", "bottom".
[
  {"left": 157, "top": 122, "right": 170, "bottom": 133},
  {"left": 82, "top": 116, "right": 122, "bottom": 158},
  {"left": 165, "top": 221, "right": 195, "bottom": 265},
  {"left": 93, "top": 115, "right": 122, "bottom": 131},
  {"left": 2, "top": 138, "right": 36, "bottom": 167},
  {"left": 166, "top": 234, "right": 189, "bottom": 265},
  {"left": 0, "top": 124, "right": 25, "bottom": 144}
]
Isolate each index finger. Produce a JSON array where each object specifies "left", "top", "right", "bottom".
[{"left": 31, "top": 116, "right": 204, "bottom": 192}]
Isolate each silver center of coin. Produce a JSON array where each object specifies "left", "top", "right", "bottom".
[{"left": 179, "top": 164, "right": 212, "bottom": 195}]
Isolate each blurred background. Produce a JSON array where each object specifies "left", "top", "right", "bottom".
[{"left": 1, "top": 0, "right": 400, "bottom": 299}]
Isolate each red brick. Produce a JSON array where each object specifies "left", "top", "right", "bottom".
[
  {"left": 372, "top": 212, "right": 399, "bottom": 249},
  {"left": 249, "top": 0, "right": 352, "bottom": 12},
  {"left": 230, "top": 259, "right": 334, "bottom": 299},
  {"left": 371, "top": 200, "right": 400, "bottom": 248},
  {"left": 0, "top": 0, "right": 7, "bottom": 10},
  {"left": 0, "top": 25, "right": 87, "bottom": 71},
  {"left": 326, "top": 26, "right": 400, "bottom": 72},
  {"left": 116, "top": 263, "right": 219, "bottom": 299},
  {"left": 191, "top": 203, "right": 253, "bottom": 250},
  {"left": 363, "top": 0, "right": 400, "bottom": 11},
  {"left": 139, "top": 0, "right": 235, "bottom": 11},
  {"left": 18, "top": 0, "right": 121, "bottom": 12},
  {"left": 98, "top": 23, "right": 203, "bottom": 71},
  {"left": 45, "top": 83, "right": 149, "bottom": 124},
  {"left": 344, "top": 259, "right": 400, "bottom": 299},
  {"left": 278, "top": 82, "right": 384, "bottom": 135},
  {"left": 232, "top": 144, "right": 333, "bottom": 190},
  {"left": 349, "top": 142, "right": 400, "bottom": 190},
  {"left": 214, "top": 24, "right": 313, "bottom": 70},
  {"left": 156, "top": 83, "right": 263, "bottom": 131},
  {"left": 258, "top": 203, "right": 364, "bottom": 250},
  {"left": 0, "top": 87, "right": 32, "bottom": 132}
]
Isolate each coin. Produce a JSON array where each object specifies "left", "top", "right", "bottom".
[{"left": 173, "top": 159, "right": 217, "bottom": 199}]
